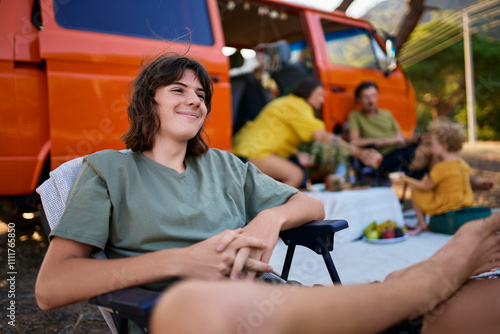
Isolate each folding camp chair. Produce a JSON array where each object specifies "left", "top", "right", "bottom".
[{"left": 37, "top": 152, "right": 348, "bottom": 333}]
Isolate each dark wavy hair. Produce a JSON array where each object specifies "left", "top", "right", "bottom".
[
  {"left": 121, "top": 54, "right": 213, "bottom": 156},
  {"left": 290, "top": 77, "right": 323, "bottom": 100},
  {"left": 354, "top": 81, "right": 378, "bottom": 99}
]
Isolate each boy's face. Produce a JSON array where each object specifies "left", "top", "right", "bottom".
[{"left": 431, "top": 134, "right": 447, "bottom": 157}]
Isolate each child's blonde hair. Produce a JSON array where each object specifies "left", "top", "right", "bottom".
[{"left": 428, "top": 120, "right": 466, "bottom": 152}]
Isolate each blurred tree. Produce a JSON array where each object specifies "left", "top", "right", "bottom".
[
  {"left": 339, "top": 0, "right": 438, "bottom": 52},
  {"left": 335, "top": 0, "right": 355, "bottom": 12},
  {"left": 393, "top": 0, "right": 426, "bottom": 51},
  {"left": 404, "top": 18, "right": 500, "bottom": 140}
]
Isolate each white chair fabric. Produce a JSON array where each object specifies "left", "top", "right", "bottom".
[{"left": 36, "top": 150, "right": 132, "bottom": 334}]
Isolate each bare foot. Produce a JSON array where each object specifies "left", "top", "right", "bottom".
[
  {"left": 417, "top": 222, "right": 429, "bottom": 231},
  {"left": 386, "top": 212, "right": 500, "bottom": 310},
  {"left": 405, "top": 225, "right": 422, "bottom": 236},
  {"left": 438, "top": 212, "right": 500, "bottom": 277}
]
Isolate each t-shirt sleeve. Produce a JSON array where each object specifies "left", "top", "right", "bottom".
[
  {"left": 243, "top": 162, "right": 298, "bottom": 222},
  {"left": 50, "top": 159, "right": 112, "bottom": 251},
  {"left": 386, "top": 111, "right": 400, "bottom": 132},
  {"left": 348, "top": 111, "right": 360, "bottom": 132}
]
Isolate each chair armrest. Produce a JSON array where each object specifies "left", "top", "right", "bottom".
[
  {"left": 90, "top": 288, "right": 161, "bottom": 333},
  {"left": 279, "top": 219, "right": 348, "bottom": 254},
  {"left": 90, "top": 288, "right": 160, "bottom": 316},
  {"left": 279, "top": 220, "right": 348, "bottom": 283}
]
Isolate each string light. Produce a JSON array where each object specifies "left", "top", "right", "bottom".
[
  {"left": 258, "top": 6, "right": 269, "bottom": 16},
  {"left": 23, "top": 212, "right": 35, "bottom": 219},
  {"left": 227, "top": 0, "right": 236, "bottom": 11}
]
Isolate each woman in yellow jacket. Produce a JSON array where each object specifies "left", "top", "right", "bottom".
[
  {"left": 233, "top": 78, "right": 381, "bottom": 188},
  {"left": 232, "top": 78, "right": 325, "bottom": 188}
]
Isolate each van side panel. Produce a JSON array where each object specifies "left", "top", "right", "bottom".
[
  {"left": 0, "top": 0, "right": 50, "bottom": 196},
  {"left": 38, "top": 0, "right": 230, "bottom": 169},
  {"left": 1, "top": 0, "right": 417, "bottom": 200}
]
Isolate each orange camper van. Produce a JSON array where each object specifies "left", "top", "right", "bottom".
[{"left": 0, "top": 0, "right": 416, "bottom": 219}]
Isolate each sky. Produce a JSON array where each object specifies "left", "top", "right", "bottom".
[{"left": 280, "top": 0, "right": 386, "bottom": 18}]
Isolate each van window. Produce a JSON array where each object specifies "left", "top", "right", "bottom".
[
  {"left": 54, "top": 0, "right": 214, "bottom": 45},
  {"left": 289, "top": 40, "right": 307, "bottom": 62},
  {"left": 371, "top": 38, "right": 389, "bottom": 71},
  {"left": 321, "top": 20, "right": 383, "bottom": 70}
]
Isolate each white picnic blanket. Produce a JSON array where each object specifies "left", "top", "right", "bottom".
[
  {"left": 271, "top": 209, "right": 500, "bottom": 286},
  {"left": 272, "top": 189, "right": 453, "bottom": 286},
  {"left": 303, "top": 187, "right": 405, "bottom": 243}
]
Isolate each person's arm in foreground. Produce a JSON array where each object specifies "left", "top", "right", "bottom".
[
  {"left": 35, "top": 229, "right": 271, "bottom": 311},
  {"left": 230, "top": 192, "right": 325, "bottom": 280},
  {"left": 151, "top": 212, "right": 500, "bottom": 334}
]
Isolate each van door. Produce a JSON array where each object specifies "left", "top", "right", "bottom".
[
  {"left": 0, "top": 0, "right": 49, "bottom": 196},
  {"left": 304, "top": 12, "right": 416, "bottom": 137},
  {"left": 38, "top": 0, "right": 230, "bottom": 168}
]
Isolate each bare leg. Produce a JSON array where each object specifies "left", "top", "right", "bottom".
[
  {"left": 249, "top": 155, "right": 304, "bottom": 188},
  {"left": 151, "top": 280, "right": 285, "bottom": 334},
  {"left": 423, "top": 279, "right": 500, "bottom": 334},
  {"left": 412, "top": 200, "right": 429, "bottom": 230},
  {"left": 151, "top": 213, "right": 500, "bottom": 334}
]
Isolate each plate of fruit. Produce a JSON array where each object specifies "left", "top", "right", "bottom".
[{"left": 362, "top": 220, "right": 409, "bottom": 243}]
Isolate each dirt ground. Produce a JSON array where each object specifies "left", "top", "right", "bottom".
[{"left": 1, "top": 141, "right": 499, "bottom": 333}]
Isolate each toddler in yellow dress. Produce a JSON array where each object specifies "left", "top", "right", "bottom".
[{"left": 401, "top": 121, "right": 474, "bottom": 230}]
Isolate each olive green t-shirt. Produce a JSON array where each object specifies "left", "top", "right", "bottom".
[
  {"left": 51, "top": 148, "right": 297, "bottom": 273},
  {"left": 348, "top": 109, "right": 400, "bottom": 155}
]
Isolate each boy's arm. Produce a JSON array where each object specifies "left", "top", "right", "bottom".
[
  {"left": 470, "top": 174, "right": 494, "bottom": 191},
  {"left": 403, "top": 174, "right": 436, "bottom": 192}
]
